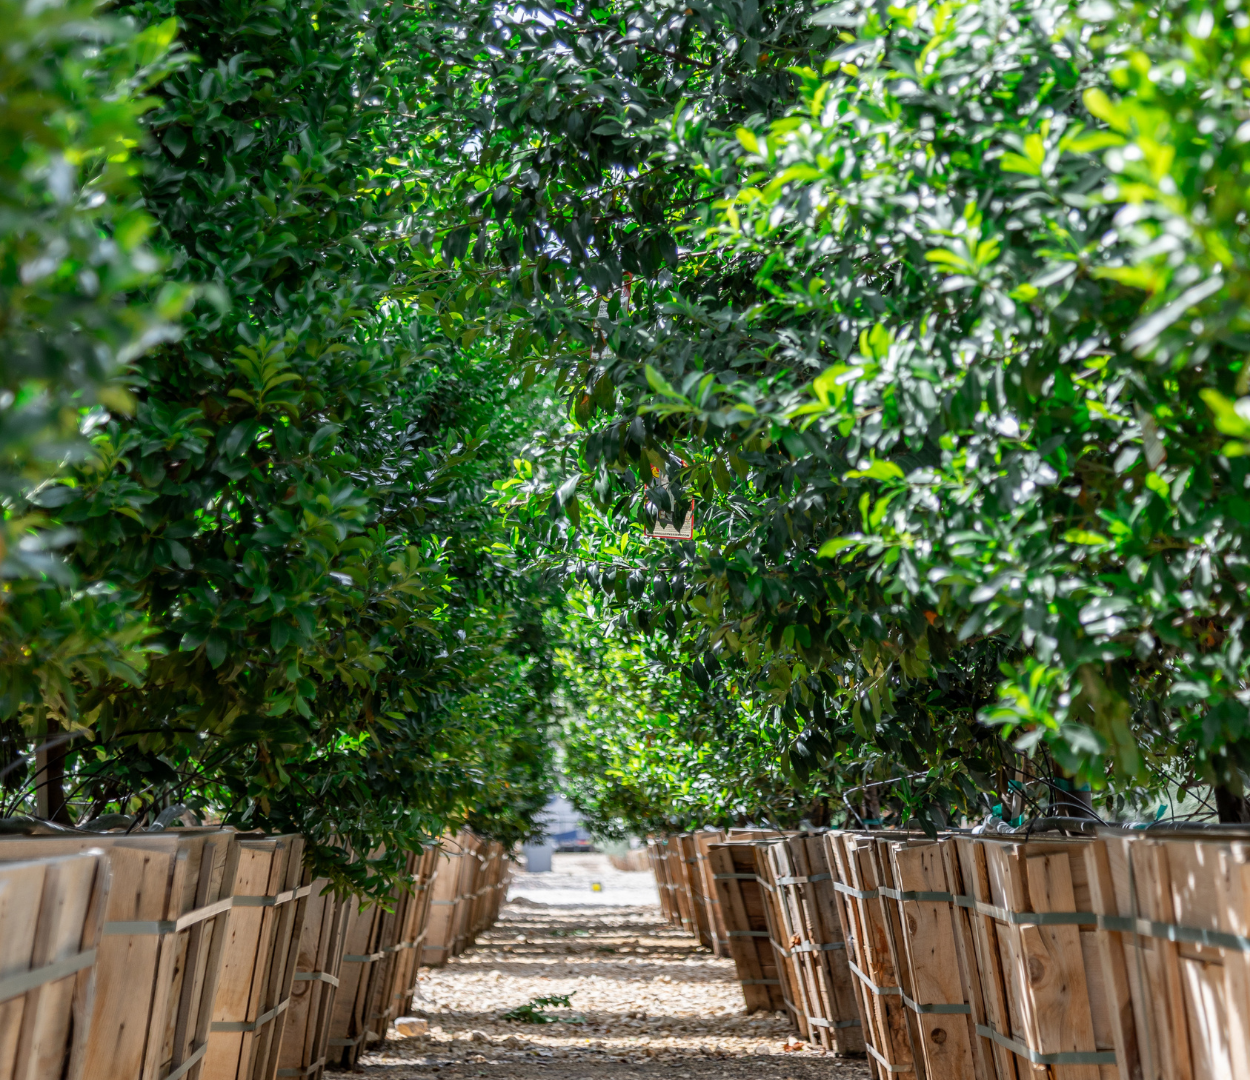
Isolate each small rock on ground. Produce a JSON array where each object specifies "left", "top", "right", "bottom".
[{"left": 327, "top": 853, "right": 871, "bottom": 1079}]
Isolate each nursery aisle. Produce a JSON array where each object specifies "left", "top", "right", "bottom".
[{"left": 328, "top": 853, "right": 870, "bottom": 1079}]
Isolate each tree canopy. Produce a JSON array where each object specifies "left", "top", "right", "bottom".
[{"left": 4, "top": 0, "right": 1250, "bottom": 879}]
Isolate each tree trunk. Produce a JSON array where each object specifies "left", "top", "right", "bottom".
[
  {"left": 1215, "top": 785, "right": 1250, "bottom": 824},
  {"left": 34, "top": 717, "right": 72, "bottom": 825}
]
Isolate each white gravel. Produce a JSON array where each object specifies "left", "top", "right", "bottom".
[{"left": 329, "top": 852, "right": 870, "bottom": 1079}]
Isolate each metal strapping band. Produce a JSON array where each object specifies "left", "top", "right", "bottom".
[
  {"left": 806, "top": 1015, "right": 859, "bottom": 1029},
  {"left": 390, "top": 939, "right": 420, "bottom": 952},
  {"left": 878, "top": 886, "right": 955, "bottom": 903},
  {"left": 865, "top": 1042, "right": 911, "bottom": 1073},
  {"left": 293, "top": 971, "right": 339, "bottom": 988},
  {"left": 776, "top": 873, "right": 832, "bottom": 886},
  {"left": 713, "top": 873, "right": 757, "bottom": 881},
  {"left": 104, "top": 894, "right": 235, "bottom": 936},
  {"left": 848, "top": 959, "right": 899, "bottom": 997},
  {"left": 276, "top": 1057, "right": 326, "bottom": 1078},
  {"left": 164, "top": 1042, "right": 208, "bottom": 1080},
  {"left": 945, "top": 895, "right": 1236, "bottom": 946},
  {"left": 327, "top": 1032, "right": 367, "bottom": 1048},
  {"left": 975, "top": 1023, "right": 1116, "bottom": 1066},
  {"left": 430, "top": 900, "right": 457, "bottom": 906},
  {"left": 849, "top": 959, "right": 968, "bottom": 1015},
  {"left": 740, "top": 979, "right": 781, "bottom": 986},
  {"left": 953, "top": 895, "right": 1097, "bottom": 926},
  {"left": 832, "top": 882, "right": 878, "bottom": 900},
  {"left": 770, "top": 941, "right": 792, "bottom": 958},
  {"left": 0, "top": 949, "right": 97, "bottom": 1003},
  {"left": 1097, "top": 913, "right": 1250, "bottom": 953},
  {"left": 904, "top": 996, "right": 971, "bottom": 1016},
  {"left": 234, "top": 884, "right": 313, "bottom": 908},
  {"left": 728, "top": 930, "right": 769, "bottom": 938},
  {"left": 792, "top": 941, "right": 846, "bottom": 954},
  {"left": 211, "top": 998, "right": 289, "bottom": 1033},
  {"left": 342, "top": 950, "right": 387, "bottom": 963}
]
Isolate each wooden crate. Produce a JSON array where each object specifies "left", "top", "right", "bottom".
[
  {"left": 662, "top": 835, "right": 696, "bottom": 936},
  {"left": 363, "top": 847, "right": 438, "bottom": 1042},
  {"left": 676, "top": 834, "right": 713, "bottom": 948},
  {"left": 450, "top": 834, "right": 482, "bottom": 957},
  {"left": 947, "top": 834, "right": 1116, "bottom": 1080},
  {"left": 827, "top": 831, "right": 922, "bottom": 1079},
  {"left": 707, "top": 841, "right": 788, "bottom": 1014},
  {"left": 761, "top": 834, "right": 863, "bottom": 1054},
  {"left": 0, "top": 850, "right": 108, "bottom": 1080},
  {"left": 648, "top": 837, "right": 682, "bottom": 927},
  {"left": 203, "top": 834, "right": 310, "bottom": 1080},
  {"left": 275, "top": 879, "right": 347, "bottom": 1080},
  {"left": 384, "top": 845, "right": 438, "bottom": 1020},
  {"left": 753, "top": 839, "right": 811, "bottom": 1039},
  {"left": 0, "top": 829, "right": 238, "bottom": 1080},
  {"left": 1086, "top": 830, "right": 1250, "bottom": 1080},
  {"left": 691, "top": 830, "right": 728, "bottom": 956},
  {"left": 873, "top": 837, "right": 990, "bottom": 1080},
  {"left": 420, "top": 839, "right": 462, "bottom": 967},
  {"left": 325, "top": 884, "right": 388, "bottom": 1068}
]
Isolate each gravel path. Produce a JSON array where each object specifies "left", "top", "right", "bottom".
[{"left": 329, "top": 853, "right": 870, "bottom": 1079}]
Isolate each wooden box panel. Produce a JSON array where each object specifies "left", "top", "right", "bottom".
[
  {"left": 948, "top": 835, "right": 1116, "bottom": 1080},
  {"left": 692, "top": 831, "right": 728, "bottom": 956},
  {"left": 0, "top": 830, "right": 238, "bottom": 1080},
  {"left": 275, "top": 879, "right": 347, "bottom": 1080},
  {"left": 764, "top": 835, "right": 863, "bottom": 1054},
  {"left": 203, "top": 835, "right": 309, "bottom": 1080},
  {"left": 0, "top": 851, "right": 107, "bottom": 1080},
  {"left": 827, "top": 832, "right": 920, "bottom": 1079},
  {"left": 707, "top": 841, "right": 787, "bottom": 1015}
]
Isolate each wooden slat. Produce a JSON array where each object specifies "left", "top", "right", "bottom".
[
  {"left": 1, "top": 851, "right": 106, "bottom": 1080},
  {"left": 277, "top": 879, "right": 348, "bottom": 1080},
  {"left": 1218, "top": 844, "right": 1250, "bottom": 1080},
  {"left": 692, "top": 831, "right": 728, "bottom": 955},
  {"left": 1084, "top": 840, "right": 1142, "bottom": 1080},
  {"left": 889, "top": 840, "right": 977, "bottom": 1080},
  {"left": 707, "top": 842, "right": 786, "bottom": 1014},
  {"left": 203, "top": 834, "right": 308, "bottom": 1080},
  {"left": 830, "top": 835, "right": 920, "bottom": 1080},
  {"left": 1023, "top": 849, "right": 1101, "bottom": 1080}
]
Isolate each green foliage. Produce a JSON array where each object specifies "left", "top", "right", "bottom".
[
  {"left": 1, "top": 0, "right": 559, "bottom": 891},
  {"left": 0, "top": 0, "right": 192, "bottom": 799},
  {"left": 500, "top": 994, "right": 580, "bottom": 1024},
  {"left": 0, "top": 0, "right": 189, "bottom": 535},
  {"left": 558, "top": 590, "right": 843, "bottom": 835},
  {"left": 13, "top": 0, "right": 1250, "bottom": 878},
  {"left": 475, "top": 0, "right": 1250, "bottom": 830}
]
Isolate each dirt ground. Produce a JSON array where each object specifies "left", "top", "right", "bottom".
[{"left": 328, "top": 853, "right": 871, "bottom": 1079}]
